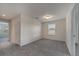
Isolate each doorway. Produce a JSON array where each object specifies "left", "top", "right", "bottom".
[{"left": 0, "top": 21, "right": 9, "bottom": 43}]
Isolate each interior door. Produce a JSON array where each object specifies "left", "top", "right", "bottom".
[
  {"left": 70, "top": 4, "right": 78, "bottom": 56},
  {"left": 71, "top": 4, "right": 79, "bottom": 56},
  {"left": 76, "top": 4, "right": 79, "bottom": 56}
]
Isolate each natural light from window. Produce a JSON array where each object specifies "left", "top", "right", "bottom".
[{"left": 48, "top": 23, "right": 56, "bottom": 35}]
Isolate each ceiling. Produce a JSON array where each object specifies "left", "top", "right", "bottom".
[{"left": 0, "top": 3, "right": 74, "bottom": 22}]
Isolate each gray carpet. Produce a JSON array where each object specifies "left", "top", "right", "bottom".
[{"left": 0, "top": 39, "right": 70, "bottom": 56}]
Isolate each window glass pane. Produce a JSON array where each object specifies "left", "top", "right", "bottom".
[
  {"left": 48, "top": 23, "right": 56, "bottom": 35},
  {"left": 48, "top": 24, "right": 56, "bottom": 29}
]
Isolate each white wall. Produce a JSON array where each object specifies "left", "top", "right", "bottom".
[
  {"left": 10, "top": 15, "right": 21, "bottom": 45},
  {"left": 10, "top": 5, "right": 42, "bottom": 46},
  {"left": 20, "top": 14, "right": 42, "bottom": 46},
  {"left": 42, "top": 18, "right": 66, "bottom": 41},
  {"left": 66, "top": 13, "right": 73, "bottom": 55}
]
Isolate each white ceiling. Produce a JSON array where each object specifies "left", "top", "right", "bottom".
[{"left": 0, "top": 3, "right": 74, "bottom": 22}]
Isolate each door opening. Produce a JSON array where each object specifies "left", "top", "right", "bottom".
[{"left": 0, "top": 21, "right": 9, "bottom": 43}]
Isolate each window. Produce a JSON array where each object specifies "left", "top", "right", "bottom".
[{"left": 48, "top": 23, "right": 56, "bottom": 35}]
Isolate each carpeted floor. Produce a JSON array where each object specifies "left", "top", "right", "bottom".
[{"left": 0, "top": 39, "right": 70, "bottom": 56}]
